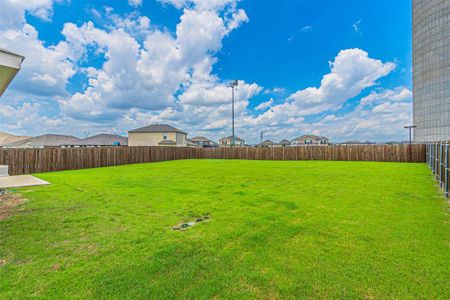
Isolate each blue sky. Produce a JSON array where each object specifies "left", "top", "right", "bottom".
[{"left": 0, "top": 0, "right": 413, "bottom": 143}]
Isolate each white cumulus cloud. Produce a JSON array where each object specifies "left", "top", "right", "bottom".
[
  {"left": 0, "top": 1, "right": 412, "bottom": 143},
  {"left": 128, "top": 0, "right": 143, "bottom": 7}
]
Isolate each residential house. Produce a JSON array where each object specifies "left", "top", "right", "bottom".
[
  {"left": 256, "top": 140, "right": 279, "bottom": 147},
  {"left": 279, "top": 139, "right": 291, "bottom": 147},
  {"left": 291, "top": 135, "right": 329, "bottom": 146},
  {"left": 187, "top": 139, "right": 200, "bottom": 148},
  {"left": 128, "top": 124, "right": 187, "bottom": 147},
  {"left": 341, "top": 140, "right": 363, "bottom": 145},
  {"left": 2, "top": 134, "right": 82, "bottom": 148},
  {"left": 0, "top": 131, "right": 29, "bottom": 147},
  {"left": 190, "top": 136, "right": 217, "bottom": 148},
  {"left": 78, "top": 134, "right": 128, "bottom": 147},
  {"left": 219, "top": 135, "right": 245, "bottom": 147}
]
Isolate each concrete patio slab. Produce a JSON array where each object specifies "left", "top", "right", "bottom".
[{"left": 0, "top": 175, "right": 50, "bottom": 189}]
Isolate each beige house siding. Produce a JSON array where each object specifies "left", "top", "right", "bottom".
[
  {"left": 291, "top": 137, "right": 328, "bottom": 146},
  {"left": 175, "top": 132, "right": 187, "bottom": 146},
  {"left": 129, "top": 132, "right": 187, "bottom": 147},
  {"left": 219, "top": 139, "right": 245, "bottom": 147}
]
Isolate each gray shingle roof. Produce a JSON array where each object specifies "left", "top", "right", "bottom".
[
  {"left": 190, "top": 136, "right": 212, "bottom": 142},
  {"left": 279, "top": 139, "right": 291, "bottom": 145},
  {"left": 3, "top": 134, "right": 81, "bottom": 148},
  {"left": 79, "top": 134, "right": 128, "bottom": 146},
  {"left": 219, "top": 135, "right": 244, "bottom": 142},
  {"left": 128, "top": 124, "right": 187, "bottom": 134},
  {"left": 292, "top": 134, "right": 328, "bottom": 142},
  {"left": 0, "top": 131, "right": 29, "bottom": 146},
  {"left": 257, "top": 140, "right": 278, "bottom": 147}
]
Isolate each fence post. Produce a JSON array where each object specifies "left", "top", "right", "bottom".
[
  {"left": 431, "top": 144, "right": 434, "bottom": 173},
  {"left": 438, "top": 143, "right": 441, "bottom": 185},
  {"left": 445, "top": 143, "right": 449, "bottom": 197},
  {"left": 434, "top": 143, "right": 438, "bottom": 177},
  {"left": 429, "top": 143, "right": 432, "bottom": 167}
]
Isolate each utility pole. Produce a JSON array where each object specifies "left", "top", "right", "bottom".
[
  {"left": 230, "top": 80, "right": 238, "bottom": 147},
  {"left": 404, "top": 125, "right": 417, "bottom": 162}
]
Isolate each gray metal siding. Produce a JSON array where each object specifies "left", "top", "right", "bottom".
[{"left": 413, "top": 0, "right": 450, "bottom": 141}]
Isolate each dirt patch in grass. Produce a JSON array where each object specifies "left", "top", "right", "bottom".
[{"left": 0, "top": 193, "right": 26, "bottom": 221}]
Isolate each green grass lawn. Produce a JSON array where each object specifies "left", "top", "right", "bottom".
[{"left": 1, "top": 160, "right": 449, "bottom": 299}]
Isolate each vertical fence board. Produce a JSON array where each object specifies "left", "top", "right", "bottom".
[{"left": 0, "top": 144, "right": 426, "bottom": 176}]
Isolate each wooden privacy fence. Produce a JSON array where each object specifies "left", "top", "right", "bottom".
[
  {"left": 0, "top": 144, "right": 426, "bottom": 175},
  {"left": 427, "top": 143, "right": 449, "bottom": 197}
]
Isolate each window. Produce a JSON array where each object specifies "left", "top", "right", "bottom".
[{"left": 163, "top": 133, "right": 168, "bottom": 140}]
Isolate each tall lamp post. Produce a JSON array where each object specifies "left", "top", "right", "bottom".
[
  {"left": 404, "top": 125, "right": 416, "bottom": 162},
  {"left": 230, "top": 79, "right": 238, "bottom": 147},
  {"left": 404, "top": 125, "right": 416, "bottom": 145}
]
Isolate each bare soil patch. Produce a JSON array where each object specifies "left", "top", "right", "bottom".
[{"left": 0, "top": 193, "right": 26, "bottom": 221}]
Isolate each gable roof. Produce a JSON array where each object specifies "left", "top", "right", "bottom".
[
  {"left": 190, "top": 136, "right": 212, "bottom": 142},
  {"left": 3, "top": 134, "right": 81, "bottom": 148},
  {"left": 279, "top": 139, "right": 291, "bottom": 145},
  {"left": 257, "top": 140, "right": 277, "bottom": 147},
  {"left": 79, "top": 134, "right": 128, "bottom": 146},
  {"left": 292, "top": 134, "right": 328, "bottom": 142},
  {"left": 0, "top": 131, "right": 29, "bottom": 146},
  {"left": 128, "top": 124, "right": 187, "bottom": 135},
  {"left": 219, "top": 135, "right": 244, "bottom": 142}
]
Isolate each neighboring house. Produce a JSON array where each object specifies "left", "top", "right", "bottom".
[
  {"left": 341, "top": 140, "right": 363, "bottom": 145},
  {"left": 190, "top": 136, "right": 216, "bottom": 148},
  {"left": 219, "top": 135, "right": 245, "bottom": 147},
  {"left": 2, "top": 134, "right": 82, "bottom": 148},
  {"left": 187, "top": 139, "right": 200, "bottom": 148},
  {"left": 279, "top": 139, "right": 291, "bottom": 147},
  {"left": 256, "top": 140, "right": 279, "bottom": 147},
  {"left": 77, "top": 134, "right": 128, "bottom": 147},
  {"left": 0, "top": 131, "right": 29, "bottom": 147},
  {"left": 128, "top": 124, "right": 187, "bottom": 147},
  {"left": 386, "top": 141, "right": 402, "bottom": 145},
  {"left": 291, "top": 135, "right": 329, "bottom": 146}
]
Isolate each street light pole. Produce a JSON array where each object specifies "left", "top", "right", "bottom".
[
  {"left": 404, "top": 125, "right": 417, "bottom": 162},
  {"left": 230, "top": 80, "right": 238, "bottom": 147},
  {"left": 404, "top": 125, "right": 416, "bottom": 145}
]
